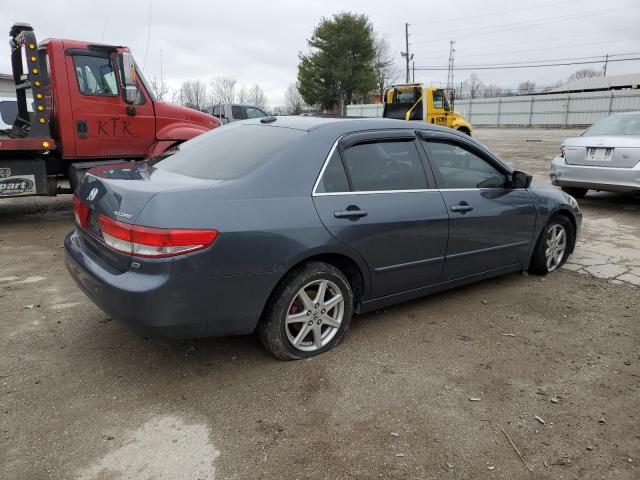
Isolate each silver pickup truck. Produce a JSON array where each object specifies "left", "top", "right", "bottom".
[{"left": 208, "top": 104, "right": 269, "bottom": 124}]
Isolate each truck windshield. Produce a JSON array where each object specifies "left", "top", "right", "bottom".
[{"left": 153, "top": 124, "right": 304, "bottom": 180}]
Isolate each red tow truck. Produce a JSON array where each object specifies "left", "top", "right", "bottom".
[{"left": 0, "top": 23, "right": 219, "bottom": 197}]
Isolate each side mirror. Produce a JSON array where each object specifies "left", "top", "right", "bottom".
[
  {"left": 511, "top": 170, "right": 532, "bottom": 189},
  {"left": 121, "top": 52, "right": 138, "bottom": 104}
]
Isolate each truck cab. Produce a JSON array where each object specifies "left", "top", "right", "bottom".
[
  {"left": 383, "top": 83, "right": 473, "bottom": 136},
  {"left": 209, "top": 104, "right": 269, "bottom": 124},
  {"left": 0, "top": 23, "right": 219, "bottom": 197}
]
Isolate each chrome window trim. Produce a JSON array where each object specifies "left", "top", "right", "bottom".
[
  {"left": 311, "top": 137, "right": 343, "bottom": 196},
  {"left": 312, "top": 135, "right": 436, "bottom": 196},
  {"left": 311, "top": 135, "right": 516, "bottom": 197}
]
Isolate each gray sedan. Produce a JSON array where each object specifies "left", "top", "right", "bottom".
[
  {"left": 65, "top": 117, "right": 581, "bottom": 359},
  {"left": 551, "top": 112, "right": 640, "bottom": 197}
]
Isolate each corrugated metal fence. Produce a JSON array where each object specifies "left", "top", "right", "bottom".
[{"left": 346, "top": 89, "right": 640, "bottom": 127}]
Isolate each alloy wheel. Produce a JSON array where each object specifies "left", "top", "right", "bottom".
[
  {"left": 545, "top": 224, "right": 567, "bottom": 272},
  {"left": 284, "top": 279, "right": 344, "bottom": 352}
]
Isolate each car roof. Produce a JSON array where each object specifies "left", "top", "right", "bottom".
[{"left": 240, "top": 115, "right": 461, "bottom": 135}]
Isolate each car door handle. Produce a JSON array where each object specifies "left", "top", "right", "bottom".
[
  {"left": 334, "top": 209, "right": 368, "bottom": 219},
  {"left": 450, "top": 203, "right": 473, "bottom": 213}
]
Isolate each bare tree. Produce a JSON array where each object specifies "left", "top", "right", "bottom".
[
  {"left": 271, "top": 105, "right": 288, "bottom": 115},
  {"left": 517, "top": 81, "right": 537, "bottom": 95},
  {"left": 236, "top": 86, "right": 249, "bottom": 104},
  {"left": 210, "top": 76, "right": 237, "bottom": 104},
  {"left": 542, "top": 80, "right": 565, "bottom": 92},
  {"left": 373, "top": 34, "right": 399, "bottom": 97},
  {"left": 248, "top": 85, "right": 268, "bottom": 109},
  {"left": 463, "top": 74, "right": 484, "bottom": 99},
  {"left": 284, "top": 83, "right": 305, "bottom": 115},
  {"left": 149, "top": 77, "right": 169, "bottom": 101},
  {"left": 567, "top": 68, "right": 602, "bottom": 82},
  {"left": 181, "top": 80, "right": 208, "bottom": 110},
  {"left": 481, "top": 84, "right": 506, "bottom": 98}
]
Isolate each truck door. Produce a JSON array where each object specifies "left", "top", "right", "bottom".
[
  {"left": 428, "top": 89, "right": 448, "bottom": 127},
  {"left": 65, "top": 50, "right": 155, "bottom": 158}
]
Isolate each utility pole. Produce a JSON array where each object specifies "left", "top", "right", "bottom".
[
  {"left": 400, "top": 23, "right": 413, "bottom": 83},
  {"left": 603, "top": 54, "right": 609, "bottom": 77},
  {"left": 412, "top": 61, "right": 415, "bottom": 82},
  {"left": 446, "top": 41, "right": 456, "bottom": 94}
]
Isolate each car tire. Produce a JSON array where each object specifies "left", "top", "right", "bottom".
[
  {"left": 528, "top": 215, "right": 574, "bottom": 275},
  {"left": 561, "top": 186, "right": 588, "bottom": 199},
  {"left": 258, "top": 261, "right": 353, "bottom": 360}
]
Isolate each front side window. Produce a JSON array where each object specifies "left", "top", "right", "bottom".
[
  {"left": 73, "top": 55, "right": 118, "bottom": 96},
  {"left": 432, "top": 90, "right": 444, "bottom": 109},
  {"left": 316, "top": 150, "right": 349, "bottom": 193},
  {"left": 342, "top": 140, "right": 427, "bottom": 192},
  {"left": 246, "top": 107, "right": 267, "bottom": 119},
  {"left": 423, "top": 141, "right": 507, "bottom": 189}
]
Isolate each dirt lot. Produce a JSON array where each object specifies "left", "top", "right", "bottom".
[{"left": 1, "top": 128, "right": 639, "bottom": 480}]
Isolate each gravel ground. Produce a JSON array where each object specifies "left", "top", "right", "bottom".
[{"left": 1, "top": 128, "right": 639, "bottom": 480}]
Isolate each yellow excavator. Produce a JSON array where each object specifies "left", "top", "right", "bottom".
[{"left": 383, "top": 83, "right": 473, "bottom": 135}]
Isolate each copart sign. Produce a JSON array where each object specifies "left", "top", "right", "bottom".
[{"left": 0, "top": 175, "right": 36, "bottom": 196}]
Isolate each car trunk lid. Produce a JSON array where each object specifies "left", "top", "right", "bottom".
[
  {"left": 74, "top": 162, "right": 219, "bottom": 271},
  {"left": 564, "top": 136, "right": 640, "bottom": 168}
]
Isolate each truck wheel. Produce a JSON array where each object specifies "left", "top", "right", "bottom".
[
  {"left": 258, "top": 262, "right": 353, "bottom": 360},
  {"left": 458, "top": 127, "right": 471, "bottom": 136}
]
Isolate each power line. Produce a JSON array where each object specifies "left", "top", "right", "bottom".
[
  {"left": 414, "top": 56, "right": 640, "bottom": 71},
  {"left": 411, "top": 0, "right": 585, "bottom": 26},
  {"left": 413, "top": 29, "right": 640, "bottom": 58},
  {"left": 412, "top": 5, "right": 638, "bottom": 42},
  {"left": 421, "top": 52, "right": 640, "bottom": 69}
]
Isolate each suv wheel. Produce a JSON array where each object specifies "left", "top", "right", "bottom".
[{"left": 258, "top": 262, "right": 353, "bottom": 360}]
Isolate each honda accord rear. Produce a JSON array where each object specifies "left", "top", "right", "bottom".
[{"left": 65, "top": 121, "right": 322, "bottom": 339}]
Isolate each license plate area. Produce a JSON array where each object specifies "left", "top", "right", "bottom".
[{"left": 587, "top": 147, "right": 613, "bottom": 162}]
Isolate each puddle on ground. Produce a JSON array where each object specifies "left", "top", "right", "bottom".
[{"left": 76, "top": 415, "right": 219, "bottom": 480}]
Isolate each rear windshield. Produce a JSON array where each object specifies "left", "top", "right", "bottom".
[
  {"left": 584, "top": 114, "right": 640, "bottom": 136},
  {"left": 154, "top": 124, "right": 304, "bottom": 180}
]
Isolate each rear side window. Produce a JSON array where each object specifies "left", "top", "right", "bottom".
[
  {"left": 154, "top": 125, "right": 304, "bottom": 180},
  {"left": 231, "top": 105, "right": 246, "bottom": 120},
  {"left": 342, "top": 140, "right": 427, "bottom": 192},
  {"left": 73, "top": 55, "right": 118, "bottom": 96},
  {"left": 316, "top": 150, "right": 349, "bottom": 193},
  {"left": 423, "top": 141, "right": 507, "bottom": 189}
]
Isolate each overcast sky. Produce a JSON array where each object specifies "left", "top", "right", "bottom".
[{"left": 2, "top": 0, "right": 639, "bottom": 107}]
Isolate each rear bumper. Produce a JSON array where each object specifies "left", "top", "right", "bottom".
[
  {"left": 64, "top": 229, "right": 279, "bottom": 339},
  {"left": 550, "top": 156, "right": 640, "bottom": 193}
]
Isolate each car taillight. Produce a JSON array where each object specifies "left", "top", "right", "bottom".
[
  {"left": 98, "top": 214, "right": 218, "bottom": 258},
  {"left": 72, "top": 195, "right": 90, "bottom": 228}
]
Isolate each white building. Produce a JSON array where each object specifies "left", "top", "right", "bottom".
[{"left": 0, "top": 73, "right": 15, "bottom": 97}]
